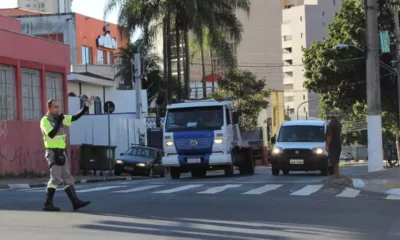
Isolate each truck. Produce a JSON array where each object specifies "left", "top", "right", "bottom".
[{"left": 161, "top": 99, "right": 256, "bottom": 179}]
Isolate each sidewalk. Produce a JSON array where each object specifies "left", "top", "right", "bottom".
[
  {"left": 330, "top": 164, "right": 400, "bottom": 196},
  {"left": 0, "top": 174, "right": 141, "bottom": 190}
]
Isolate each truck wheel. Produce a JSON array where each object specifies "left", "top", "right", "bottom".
[
  {"left": 247, "top": 150, "right": 255, "bottom": 175},
  {"left": 224, "top": 164, "right": 234, "bottom": 177},
  {"left": 272, "top": 166, "right": 280, "bottom": 176},
  {"left": 170, "top": 167, "right": 181, "bottom": 179}
]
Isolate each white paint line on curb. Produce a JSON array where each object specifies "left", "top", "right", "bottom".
[
  {"left": 386, "top": 188, "right": 400, "bottom": 196},
  {"left": 387, "top": 195, "right": 400, "bottom": 200},
  {"left": 352, "top": 178, "right": 365, "bottom": 188},
  {"left": 8, "top": 184, "right": 31, "bottom": 190}
]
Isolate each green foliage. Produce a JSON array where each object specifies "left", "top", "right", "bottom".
[
  {"left": 303, "top": 0, "right": 399, "bottom": 145},
  {"left": 210, "top": 69, "right": 269, "bottom": 130}
]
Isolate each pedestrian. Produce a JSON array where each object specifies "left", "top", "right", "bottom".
[
  {"left": 40, "top": 97, "right": 94, "bottom": 211},
  {"left": 325, "top": 110, "right": 342, "bottom": 179}
]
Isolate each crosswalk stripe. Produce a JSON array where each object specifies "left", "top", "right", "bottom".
[
  {"left": 336, "top": 188, "right": 360, "bottom": 198},
  {"left": 76, "top": 186, "right": 125, "bottom": 193},
  {"left": 386, "top": 195, "right": 400, "bottom": 200},
  {"left": 154, "top": 184, "right": 203, "bottom": 194},
  {"left": 198, "top": 184, "right": 242, "bottom": 194},
  {"left": 386, "top": 188, "right": 400, "bottom": 195},
  {"left": 290, "top": 185, "right": 323, "bottom": 196},
  {"left": 242, "top": 184, "right": 283, "bottom": 195},
  {"left": 113, "top": 185, "right": 164, "bottom": 193}
]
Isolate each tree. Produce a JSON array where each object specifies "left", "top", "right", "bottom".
[
  {"left": 210, "top": 69, "right": 269, "bottom": 130},
  {"left": 302, "top": 0, "right": 398, "bottom": 146},
  {"left": 115, "top": 39, "right": 163, "bottom": 107}
]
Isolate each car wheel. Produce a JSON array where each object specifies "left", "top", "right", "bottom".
[
  {"left": 272, "top": 166, "right": 280, "bottom": 176},
  {"left": 320, "top": 168, "right": 328, "bottom": 176},
  {"left": 282, "top": 169, "right": 289, "bottom": 175},
  {"left": 160, "top": 168, "right": 168, "bottom": 178},
  {"left": 224, "top": 164, "right": 235, "bottom": 177}
]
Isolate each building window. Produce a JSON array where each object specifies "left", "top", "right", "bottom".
[
  {"left": 322, "top": 11, "right": 325, "bottom": 16},
  {"left": 68, "top": 92, "right": 76, "bottom": 97},
  {"left": 289, "top": 108, "right": 295, "bottom": 114},
  {"left": 283, "top": 35, "right": 292, "bottom": 41},
  {"left": 0, "top": 65, "right": 16, "bottom": 120},
  {"left": 303, "top": 95, "right": 305, "bottom": 100},
  {"left": 284, "top": 96, "right": 294, "bottom": 102},
  {"left": 21, "top": 68, "right": 41, "bottom": 121},
  {"left": 284, "top": 84, "right": 293, "bottom": 90},
  {"left": 333, "top": 0, "right": 336, "bottom": 5},
  {"left": 300, "top": 16, "right": 302, "bottom": 21},
  {"left": 323, "top": 37, "right": 326, "bottom": 40},
  {"left": 82, "top": 46, "right": 92, "bottom": 64},
  {"left": 97, "top": 50, "right": 104, "bottom": 64},
  {"left": 323, "top": 22, "right": 325, "bottom": 26},
  {"left": 94, "top": 97, "right": 102, "bottom": 114},
  {"left": 304, "top": 107, "right": 306, "bottom": 113},
  {"left": 41, "top": 3, "right": 45, "bottom": 8},
  {"left": 301, "top": 33, "right": 303, "bottom": 38},
  {"left": 107, "top": 52, "right": 111, "bottom": 64},
  {"left": 46, "top": 72, "right": 64, "bottom": 113}
]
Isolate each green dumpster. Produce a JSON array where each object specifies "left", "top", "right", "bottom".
[{"left": 79, "top": 144, "right": 117, "bottom": 176}]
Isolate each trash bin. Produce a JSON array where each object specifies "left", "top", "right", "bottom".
[{"left": 79, "top": 144, "right": 117, "bottom": 176}]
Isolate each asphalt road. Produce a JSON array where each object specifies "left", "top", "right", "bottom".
[{"left": 0, "top": 165, "right": 399, "bottom": 240}]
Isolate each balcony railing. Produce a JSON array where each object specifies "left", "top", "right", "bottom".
[{"left": 71, "top": 64, "right": 123, "bottom": 80}]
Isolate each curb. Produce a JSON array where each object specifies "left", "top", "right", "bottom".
[
  {"left": 331, "top": 178, "right": 400, "bottom": 197},
  {"left": 0, "top": 176, "right": 134, "bottom": 190}
]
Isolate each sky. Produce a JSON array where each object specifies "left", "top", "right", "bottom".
[{"left": 0, "top": 0, "right": 141, "bottom": 40}]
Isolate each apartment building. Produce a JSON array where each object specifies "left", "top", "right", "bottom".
[
  {"left": 281, "top": 0, "right": 343, "bottom": 120},
  {"left": 17, "top": 0, "right": 72, "bottom": 13}
]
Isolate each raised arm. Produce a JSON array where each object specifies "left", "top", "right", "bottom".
[{"left": 71, "top": 96, "right": 94, "bottom": 122}]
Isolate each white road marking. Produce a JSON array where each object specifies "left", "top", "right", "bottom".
[
  {"left": 386, "top": 188, "right": 400, "bottom": 196},
  {"left": 154, "top": 184, "right": 203, "bottom": 193},
  {"left": 352, "top": 178, "right": 365, "bottom": 188},
  {"left": 336, "top": 188, "right": 360, "bottom": 198},
  {"left": 76, "top": 186, "right": 125, "bottom": 193},
  {"left": 290, "top": 185, "right": 324, "bottom": 196},
  {"left": 386, "top": 195, "right": 400, "bottom": 200},
  {"left": 113, "top": 185, "right": 164, "bottom": 193},
  {"left": 198, "top": 184, "right": 242, "bottom": 194},
  {"left": 242, "top": 184, "right": 283, "bottom": 195}
]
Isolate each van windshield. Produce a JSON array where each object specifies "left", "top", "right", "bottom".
[{"left": 278, "top": 125, "right": 325, "bottom": 142}]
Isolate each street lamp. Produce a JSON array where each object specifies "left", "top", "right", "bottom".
[
  {"left": 335, "top": 42, "right": 384, "bottom": 172},
  {"left": 334, "top": 43, "right": 396, "bottom": 73}
]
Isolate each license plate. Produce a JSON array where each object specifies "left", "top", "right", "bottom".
[
  {"left": 187, "top": 158, "right": 201, "bottom": 163},
  {"left": 290, "top": 159, "right": 304, "bottom": 164},
  {"left": 124, "top": 166, "right": 134, "bottom": 171}
]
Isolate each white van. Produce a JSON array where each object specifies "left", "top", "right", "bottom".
[{"left": 270, "top": 120, "right": 333, "bottom": 176}]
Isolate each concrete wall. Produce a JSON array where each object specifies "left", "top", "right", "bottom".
[
  {"left": 16, "top": 13, "right": 78, "bottom": 64},
  {"left": 0, "top": 15, "right": 21, "bottom": 32}
]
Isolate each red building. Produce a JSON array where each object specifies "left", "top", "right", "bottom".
[{"left": 0, "top": 15, "right": 70, "bottom": 175}]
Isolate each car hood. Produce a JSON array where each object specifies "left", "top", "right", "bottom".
[
  {"left": 117, "top": 156, "right": 153, "bottom": 164},
  {"left": 274, "top": 142, "right": 325, "bottom": 150}
]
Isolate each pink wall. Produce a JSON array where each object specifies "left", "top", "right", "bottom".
[
  {"left": 0, "top": 24, "right": 71, "bottom": 176},
  {"left": 0, "top": 15, "right": 21, "bottom": 32}
]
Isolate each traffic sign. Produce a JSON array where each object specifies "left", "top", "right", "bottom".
[{"left": 104, "top": 101, "right": 115, "bottom": 114}]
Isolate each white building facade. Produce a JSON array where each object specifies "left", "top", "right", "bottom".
[
  {"left": 17, "top": 0, "right": 72, "bottom": 13},
  {"left": 281, "top": 0, "right": 343, "bottom": 120}
]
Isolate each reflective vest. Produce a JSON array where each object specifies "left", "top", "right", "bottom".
[{"left": 40, "top": 114, "right": 72, "bottom": 149}]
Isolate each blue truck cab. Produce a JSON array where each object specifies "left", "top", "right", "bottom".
[{"left": 162, "top": 99, "right": 255, "bottom": 179}]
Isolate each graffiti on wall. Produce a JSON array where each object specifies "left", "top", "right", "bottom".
[{"left": 0, "top": 120, "right": 8, "bottom": 138}]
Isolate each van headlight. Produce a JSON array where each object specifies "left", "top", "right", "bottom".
[
  {"left": 272, "top": 147, "right": 283, "bottom": 155},
  {"left": 214, "top": 138, "right": 223, "bottom": 144},
  {"left": 312, "top": 147, "right": 324, "bottom": 155},
  {"left": 165, "top": 140, "right": 174, "bottom": 146}
]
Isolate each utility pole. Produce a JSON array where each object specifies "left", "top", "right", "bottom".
[
  {"left": 366, "top": 0, "right": 384, "bottom": 172},
  {"left": 134, "top": 52, "right": 141, "bottom": 119},
  {"left": 392, "top": 0, "right": 400, "bottom": 162}
]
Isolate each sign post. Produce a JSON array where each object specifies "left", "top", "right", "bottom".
[{"left": 104, "top": 101, "right": 115, "bottom": 175}]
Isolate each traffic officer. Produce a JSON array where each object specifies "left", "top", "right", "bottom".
[{"left": 40, "top": 96, "right": 94, "bottom": 211}]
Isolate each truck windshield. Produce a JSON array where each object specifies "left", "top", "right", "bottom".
[
  {"left": 165, "top": 106, "right": 223, "bottom": 132},
  {"left": 277, "top": 125, "right": 325, "bottom": 142}
]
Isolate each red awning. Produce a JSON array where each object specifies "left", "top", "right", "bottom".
[{"left": 205, "top": 74, "right": 222, "bottom": 82}]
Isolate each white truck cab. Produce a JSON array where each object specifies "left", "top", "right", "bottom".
[
  {"left": 162, "top": 99, "right": 255, "bottom": 179},
  {"left": 270, "top": 120, "right": 333, "bottom": 176}
]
